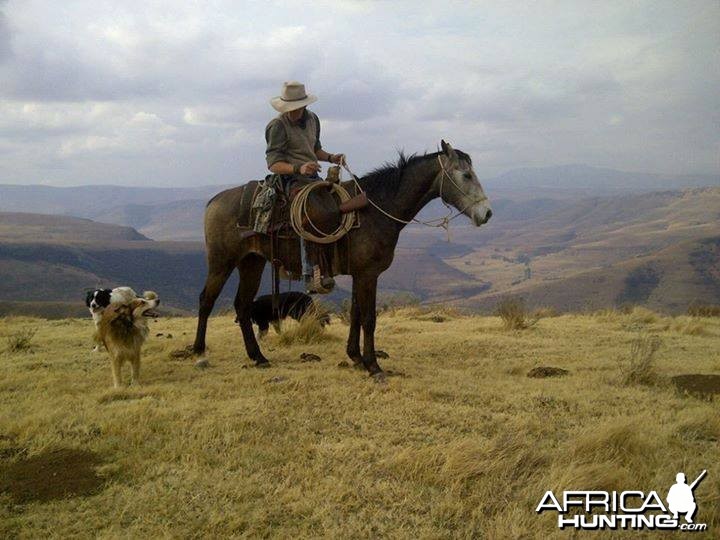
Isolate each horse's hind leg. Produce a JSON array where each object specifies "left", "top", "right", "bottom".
[
  {"left": 192, "top": 257, "right": 233, "bottom": 354},
  {"left": 234, "top": 254, "right": 268, "bottom": 366},
  {"left": 346, "top": 279, "right": 363, "bottom": 366}
]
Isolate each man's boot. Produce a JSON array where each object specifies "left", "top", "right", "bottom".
[{"left": 305, "top": 265, "right": 335, "bottom": 294}]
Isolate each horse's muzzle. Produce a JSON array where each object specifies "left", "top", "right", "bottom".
[{"left": 471, "top": 205, "right": 493, "bottom": 226}]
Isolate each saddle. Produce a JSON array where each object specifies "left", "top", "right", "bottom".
[{"left": 236, "top": 174, "right": 365, "bottom": 279}]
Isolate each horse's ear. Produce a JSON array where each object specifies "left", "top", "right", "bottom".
[{"left": 440, "top": 139, "right": 458, "bottom": 162}]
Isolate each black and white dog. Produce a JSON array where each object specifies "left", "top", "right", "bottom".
[
  {"left": 86, "top": 287, "right": 157, "bottom": 351},
  {"left": 248, "top": 292, "right": 329, "bottom": 338}
]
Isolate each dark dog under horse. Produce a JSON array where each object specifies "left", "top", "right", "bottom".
[{"left": 247, "top": 291, "right": 329, "bottom": 338}]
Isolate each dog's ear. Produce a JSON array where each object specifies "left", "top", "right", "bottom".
[{"left": 96, "top": 289, "right": 112, "bottom": 307}]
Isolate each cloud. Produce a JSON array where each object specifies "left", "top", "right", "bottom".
[
  {"left": 0, "top": 0, "right": 11, "bottom": 62},
  {"left": 0, "top": 0, "right": 718, "bottom": 187}
]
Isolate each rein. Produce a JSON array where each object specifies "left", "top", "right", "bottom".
[{"left": 342, "top": 156, "right": 488, "bottom": 240}]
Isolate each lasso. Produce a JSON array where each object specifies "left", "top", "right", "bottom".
[{"left": 289, "top": 181, "right": 356, "bottom": 244}]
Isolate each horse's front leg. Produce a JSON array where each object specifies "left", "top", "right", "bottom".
[
  {"left": 234, "top": 255, "right": 269, "bottom": 366},
  {"left": 355, "top": 273, "right": 383, "bottom": 377},
  {"left": 346, "top": 278, "right": 362, "bottom": 366}
]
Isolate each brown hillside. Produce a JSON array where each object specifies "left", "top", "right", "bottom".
[{"left": 0, "top": 212, "right": 149, "bottom": 243}]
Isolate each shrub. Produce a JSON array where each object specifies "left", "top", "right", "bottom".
[
  {"left": 495, "top": 297, "right": 538, "bottom": 330},
  {"left": 620, "top": 333, "right": 661, "bottom": 386},
  {"left": 628, "top": 306, "right": 659, "bottom": 324},
  {"left": 6, "top": 328, "right": 37, "bottom": 353},
  {"left": 277, "top": 306, "right": 333, "bottom": 346}
]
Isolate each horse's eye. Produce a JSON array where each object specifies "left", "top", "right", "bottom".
[{"left": 463, "top": 172, "right": 472, "bottom": 180}]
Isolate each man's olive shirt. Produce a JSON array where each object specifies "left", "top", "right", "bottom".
[{"left": 265, "top": 109, "right": 322, "bottom": 168}]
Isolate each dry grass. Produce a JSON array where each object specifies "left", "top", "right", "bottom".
[
  {"left": 495, "top": 297, "right": 538, "bottom": 330},
  {"left": 277, "top": 308, "right": 335, "bottom": 346},
  {"left": 531, "top": 306, "right": 560, "bottom": 319},
  {"left": 629, "top": 306, "right": 661, "bottom": 324},
  {"left": 0, "top": 312, "right": 719, "bottom": 537},
  {"left": 620, "top": 332, "right": 661, "bottom": 386},
  {"left": 688, "top": 302, "right": 720, "bottom": 317},
  {"left": 5, "top": 328, "right": 37, "bottom": 353}
]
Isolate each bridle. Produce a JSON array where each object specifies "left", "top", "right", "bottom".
[{"left": 342, "top": 154, "right": 489, "bottom": 239}]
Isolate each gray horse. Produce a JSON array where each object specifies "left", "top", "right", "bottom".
[{"left": 190, "top": 140, "right": 492, "bottom": 381}]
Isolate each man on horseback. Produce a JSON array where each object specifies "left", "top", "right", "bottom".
[{"left": 265, "top": 80, "right": 345, "bottom": 293}]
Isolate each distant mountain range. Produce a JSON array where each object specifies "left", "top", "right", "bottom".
[
  {"left": 0, "top": 166, "right": 718, "bottom": 317},
  {"left": 1, "top": 164, "right": 717, "bottom": 242},
  {"left": 483, "top": 164, "right": 719, "bottom": 195}
]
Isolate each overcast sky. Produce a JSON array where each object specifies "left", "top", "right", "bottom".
[{"left": 0, "top": 0, "right": 718, "bottom": 187}]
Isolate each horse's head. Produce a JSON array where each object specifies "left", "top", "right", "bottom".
[{"left": 438, "top": 140, "right": 492, "bottom": 226}]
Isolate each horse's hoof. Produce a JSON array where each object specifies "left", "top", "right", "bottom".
[
  {"left": 194, "top": 358, "right": 210, "bottom": 369},
  {"left": 371, "top": 372, "right": 387, "bottom": 385},
  {"left": 255, "top": 360, "right": 271, "bottom": 368}
]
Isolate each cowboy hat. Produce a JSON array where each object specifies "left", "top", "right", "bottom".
[{"left": 270, "top": 81, "right": 317, "bottom": 113}]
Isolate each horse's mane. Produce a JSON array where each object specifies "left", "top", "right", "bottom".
[{"left": 358, "top": 149, "right": 471, "bottom": 196}]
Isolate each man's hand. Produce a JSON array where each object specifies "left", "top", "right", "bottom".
[
  {"left": 330, "top": 153, "right": 346, "bottom": 166},
  {"left": 300, "top": 161, "right": 321, "bottom": 176}
]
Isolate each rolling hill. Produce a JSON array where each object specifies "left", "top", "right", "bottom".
[
  {"left": 0, "top": 213, "right": 486, "bottom": 317},
  {"left": 0, "top": 186, "right": 718, "bottom": 317}
]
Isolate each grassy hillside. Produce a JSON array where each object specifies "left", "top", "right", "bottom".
[
  {"left": 0, "top": 309, "right": 718, "bottom": 537},
  {"left": 445, "top": 188, "right": 720, "bottom": 312},
  {"left": 1, "top": 187, "right": 719, "bottom": 316},
  {"left": 0, "top": 212, "right": 149, "bottom": 243},
  {"left": 465, "top": 236, "right": 720, "bottom": 313}
]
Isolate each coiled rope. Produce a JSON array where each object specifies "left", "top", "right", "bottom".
[{"left": 289, "top": 181, "right": 356, "bottom": 244}]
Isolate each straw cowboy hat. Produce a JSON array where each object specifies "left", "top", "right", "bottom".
[{"left": 270, "top": 81, "right": 317, "bottom": 113}]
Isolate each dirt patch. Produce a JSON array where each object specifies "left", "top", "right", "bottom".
[
  {"left": 671, "top": 374, "right": 720, "bottom": 400},
  {"left": 0, "top": 448, "right": 105, "bottom": 504},
  {"left": 527, "top": 366, "right": 569, "bottom": 378}
]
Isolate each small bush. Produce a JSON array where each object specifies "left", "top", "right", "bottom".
[
  {"left": 629, "top": 306, "right": 659, "bottom": 324},
  {"left": 6, "top": 328, "right": 37, "bottom": 353},
  {"left": 277, "top": 307, "right": 333, "bottom": 346},
  {"left": 495, "top": 297, "right": 538, "bottom": 330},
  {"left": 688, "top": 302, "right": 720, "bottom": 317},
  {"left": 620, "top": 333, "right": 661, "bottom": 386}
]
